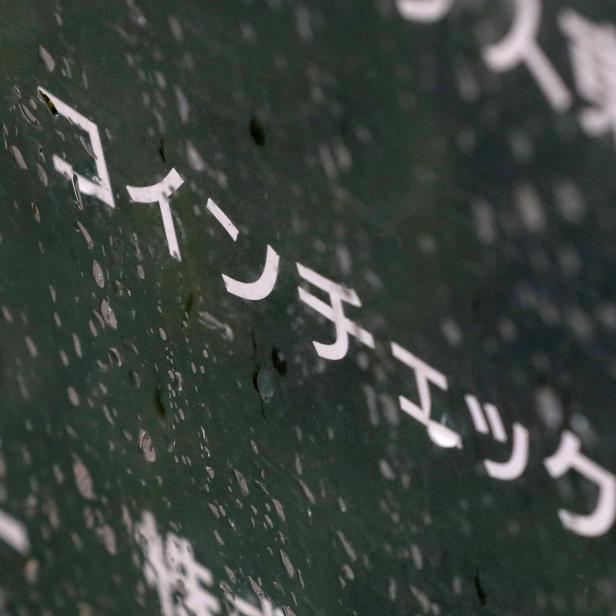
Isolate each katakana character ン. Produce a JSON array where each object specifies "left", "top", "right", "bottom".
[
  {"left": 559, "top": 9, "right": 616, "bottom": 142},
  {"left": 464, "top": 394, "right": 529, "bottom": 481},
  {"left": 395, "top": 0, "right": 453, "bottom": 23},
  {"left": 482, "top": 0, "right": 572, "bottom": 111},
  {"left": 135, "top": 512, "right": 220, "bottom": 616},
  {"left": 296, "top": 263, "right": 375, "bottom": 360},
  {"left": 227, "top": 594, "right": 285, "bottom": 616},
  {"left": 391, "top": 342, "right": 461, "bottom": 449},
  {"left": 206, "top": 198, "right": 280, "bottom": 301},
  {"left": 38, "top": 87, "right": 115, "bottom": 208},
  {"left": 544, "top": 431, "right": 616, "bottom": 537},
  {"left": 126, "top": 169, "right": 184, "bottom": 261}
]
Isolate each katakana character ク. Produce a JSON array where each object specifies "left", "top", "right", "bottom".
[
  {"left": 559, "top": 9, "right": 616, "bottom": 143},
  {"left": 227, "top": 594, "right": 285, "bottom": 616},
  {"left": 38, "top": 87, "right": 115, "bottom": 208},
  {"left": 391, "top": 342, "right": 461, "bottom": 449},
  {"left": 395, "top": 0, "right": 453, "bottom": 23},
  {"left": 135, "top": 512, "right": 220, "bottom": 616},
  {"left": 296, "top": 263, "right": 375, "bottom": 361},
  {"left": 464, "top": 394, "right": 529, "bottom": 481},
  {"left": 544, "top": 431, "right": 616, "bottom": 537},
  {"left": 126, "top": 169, "right": 184, "bottom": 261},
  {"left": 482, "top": 0, "right": 572, "bottom": 111},
  {"left": 206, "top": 198, "right": 280, "bottom": 301}
]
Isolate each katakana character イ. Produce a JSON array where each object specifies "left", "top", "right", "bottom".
[
  {"left": 207, "top": 198, "right": 280, "bottom": 301},
  {"left": 38, "top": 86, "right": 115, "bottom": 208},
  {"left": 559, "top": 9, "right": 616, "bottom": 143},
  {"left": 464, "top": 394, "right": 529, "bottom": 481},
  {"left": 395, "top": 0, "right": 453, "bottom": 23},
  {"left": 227, "top": 594, "right": 285, "bottom": 616},
  {"left": 391, "top": 342, "right": 461, "bottom": 449},
  {"left": 544, "top": 431, "right": 616, "bottom": 537},
  {"left": 482, "top": 0, "right": 572, "bottom": 111},
  {"left": 297, "top": 263, "right": 375, "bottom": 360},
  {"left": 135, "top": 512, "right": 220, "bottom": 616},
  {"left": 126, "top": 169, "right": 185, "bottom": 261}
]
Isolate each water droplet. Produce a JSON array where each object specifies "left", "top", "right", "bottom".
[
  {"left": 100, "top": 298, "right": 117, "bottom": 329},
  {"left": 138, "top": 429, "right": 156, "bottom": 462},
  {"left": 253, "top": 368, "right": 274, "bottom": 403},
  {"left": 92, "top": 260, "right": 105, "bottom": 288}
]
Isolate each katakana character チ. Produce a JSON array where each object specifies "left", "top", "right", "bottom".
[
  {"left": 482, "top": 0, "right": 572, "bottom": 111},
  {"left": 38, "top": 86, "right": 115, "bottom": 208},
  {"left": 395, "top": 0, "right": 453, "bottom": 23},
  {"left": 559, "top": 9, "right": 616, "bottom": 142},
  {"left": 206, "top": 198, "right": 280, "bottom": 300},
  {"left": 391, "top": 342, "right": 461, "bottom": 448},
  {"left": 227, "top": 594, "right": 285, "bottom": 616},
  {"left": 135, "top": 512, "right": 220, "bottom": 616},
  {"left": 464, "top": 394, "right": 529, "bottom": 481},
  {"left": 126, "top": 169, "right": 184, "bottom": 261},
  {"left": 544, "top": 431, "right": 616, "bottom": 537},
  {"left": 297, "top": 263, "right": 375, "bottom": 360}
]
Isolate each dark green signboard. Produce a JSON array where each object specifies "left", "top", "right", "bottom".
[{"left": 1, "top": 0, "right": 616, "bottom": 614}]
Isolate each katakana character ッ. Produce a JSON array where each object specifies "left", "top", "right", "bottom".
[
  {"left": 464, "top": 394, "right": 529, "bottom": 481},
  {"left": 391, "top": 342, "right": 461, "bottom": 449},
  {"left": 395, "top": 0, "right": 453, "bottom": 23},
  {"left": 482, "top": 0, "right": 572, "bottom": 111},
  {"left": 126, "top": 169, "right": 184, "bottom": 261},
  {"left": 544, "top": 431, "right": 616, "bottom": 537},
  {"left": 297, "top": 263, "right": 375, "bottom": 360},
  {"left": 206, "top": 198, "right": 280, "bottom": 300},
  {"left": 135, "top": 511, "right": 220, "bottom": 616},
  {"left": 227, "top": 594, "right": 285, "bottom": 616},
  {"left": 559, "top": 9, "right": 616, "bottom": 142},
  {"left": 38, "top": 86, "right": 115, "bottom": 208}
]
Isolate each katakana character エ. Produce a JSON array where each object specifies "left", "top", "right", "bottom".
[
  {"left": 38, "top": 87, "right": 115, "bottom": 208},
  {"left": 544, "top": 431, "right": 616, "bottom": 537},
  {"left": 464, "top": 394, "right": 529, "bottom": 481},
  {"left": 227, "top": 594, "right": 285, "bottom": 616},
  {"left": 391, "top": 342, "right": 461, "bottom": 449},
  {"left": 206, "top": 198, "right": 280, "bottom": 300},
  {"left": 135, "top": 512, "right": 220, "bottom": 616},
  {"left": 482, "top": 0, "right": 572, "bottom": 111},
  {"left": 395, "top": 0, "right": 453, "bottom": 23},
  {"left": 297, "top": 263, "right": 375, "bottom": 360},
  {"left": 559, "top": 9, "right": 616, "bottom": 142},
  {"left": 126, "top": 169, "right": 184, "bottom": 261}
]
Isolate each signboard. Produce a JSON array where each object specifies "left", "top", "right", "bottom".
[{"left": 1, "top": 0, "right": 615, "bottom": 613}]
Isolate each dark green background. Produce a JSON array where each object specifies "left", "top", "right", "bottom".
[{"left": 0, "top": 0, "right": 615, "bottom": 613}]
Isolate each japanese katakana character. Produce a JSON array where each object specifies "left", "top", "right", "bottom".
[
  {"left": 544, "top": 431, "right": 616, "bottom": 537},
  {"left": 206, "top": 198, "right": 280, "bottom": 300},
  {"left": 297, "top": 263, "right": 375, "bottom": 360},
  {"left": 135, "top": 512, "right": 220, "bottom": 616},
  {"left": 38, "top": 87, "right": 115, "bottom": 208},
  {"left": 559, "top": 9, "right": 616, "bottom": 142},
  {"left": 227, "top": 594, "right": 285, "bottom": 616},
  {"left": 464, "top": 394, "right": 529, "bottom": 481},
  {"left": 482, "top": 0, "right": 572, "bottom": 111},
  {"left": 391, "top": 342, "right": 461, "bottom": 448},
  {"left": 126, "top": 169, "right": 184, "bottom": 261},
  {"left": 395, "top": 0, "right": 453, "bottom": 23}
]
